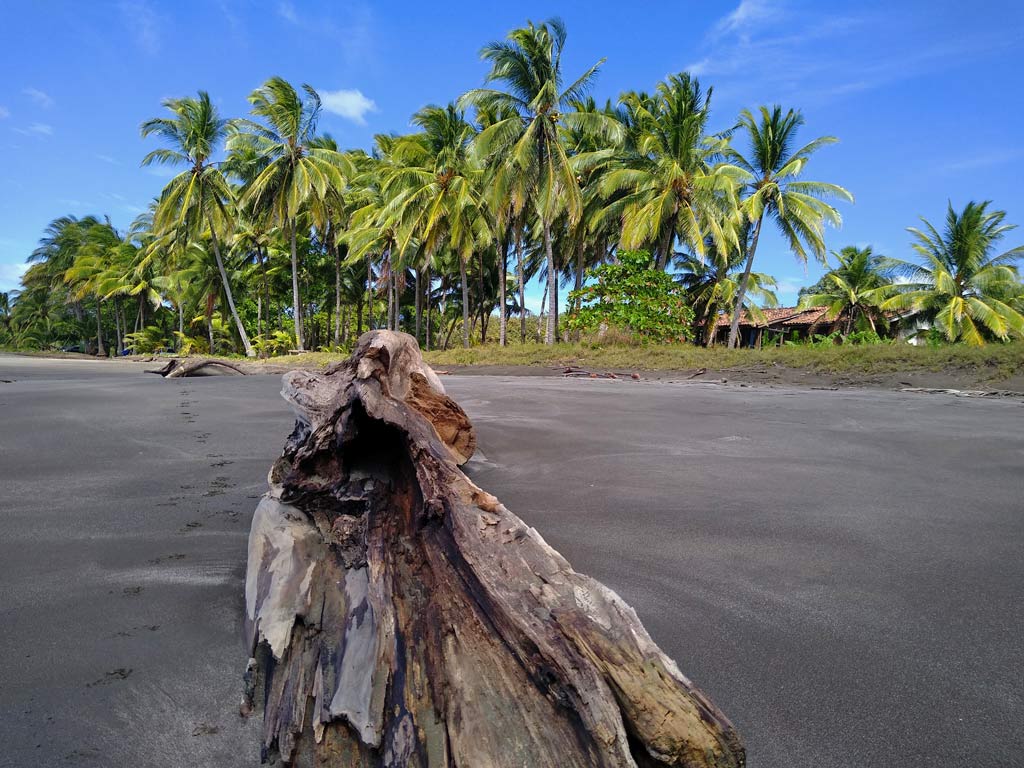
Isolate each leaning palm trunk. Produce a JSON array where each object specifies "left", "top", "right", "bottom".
[
  {"left": 727, "top": 215, "right": 763, "bottom": 349},
  {"left": 241, "top": 330, "right": 745, "bottom": 767},
  {"left": 208, "top": 218, "right": 255, "bottom": 357},
  {"left": 289, "top": 220, "right": 305, "bottom": 351}
]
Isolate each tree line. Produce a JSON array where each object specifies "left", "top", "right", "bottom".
[{"left": 2, "top": 18, "right": 1022, "bottom": 356}]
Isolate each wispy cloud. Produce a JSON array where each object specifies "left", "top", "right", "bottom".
[
  {"left": 120, "top": 0, "right": 161, "bottom": 54},
  {"left": 278, "top": 1, "right": 298, "bottom": 24},
  {"left": 320, "top": 88, "right": 377, "bottom": 125},
  {"left": 712, "top": 0, "right": 778, "bottom": 39},
  {"left": 23, "top": 87, "right": 54, "bottom": 108},
  {"left": 0, "top": 106, "right": 9, "bottom": 120},
  {"left": 686, "top": 2, "right": 1016, "bottom": 110},
  {"left": 939, "top": 149, "right": 1024, "bottom": 174},
  {"left": 96, "top": 153, "right": 121, "bottom": 165},
  {"left": 276, "top": 3, "right": 374, "bottom": 66},
  {"left": 145, "top": 165, "right": 178, "bottom": 179},
  {"left": 0, "top": 261, "right": 29, "bottom": 291},
  {"left": 14, "top": 123, "right": 53, "bottom": 136}
]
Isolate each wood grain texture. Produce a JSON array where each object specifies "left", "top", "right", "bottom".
[{"left": 243, "top": 330, "right": 744, "bottom": 767}]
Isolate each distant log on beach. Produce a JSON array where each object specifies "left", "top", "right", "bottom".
[
  {"left": 242, "top": 330, "right": 745, "bottom": 767},
  {"left": 149, "top": 358, "right": 250, "bottom": 378}
]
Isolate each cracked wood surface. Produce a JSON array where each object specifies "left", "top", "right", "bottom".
[{"left": 243, "top": 330, "right": 744, "bottom": 767}]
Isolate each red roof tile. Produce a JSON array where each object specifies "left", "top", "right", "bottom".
[{"left": 712, "top": 306, "right": 831, "bottom": 328}]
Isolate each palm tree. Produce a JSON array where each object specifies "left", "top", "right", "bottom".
[
  {"left": 883, "top": 201, "right": 1024, "bottom": 344},
  {"left": 230, "top": 77, "right": 353, "bottom": 351},
  {"left": 798, "top": 246, "right": 894, "bottom": 334},
  {"left": 726, "top": 106, "right": 853, "bottom": 348},
  {"left": 462, "top": 18, "right": 623, "bottom": 344},
  {"left": 386, "top": 103, "right": 488, "bottom": 348},
  {"left": 141, "top": 91, "right": 255, "bottom": 356},
  {"left": 677, "top": 231, "right": 778, "bottom": 346},
  {"left": 64, "top": 220, "right": 125, "bottom": 356},
  {"left": 602, "top": 74, "right": 742, "bottom": 270}
]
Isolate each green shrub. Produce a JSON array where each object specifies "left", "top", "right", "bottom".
[
  {"left": 567, "top": 250, "right": 694, "bottom": 343},
  {"left": 124, "top": 325, "right": 170, "bottom": 354}
]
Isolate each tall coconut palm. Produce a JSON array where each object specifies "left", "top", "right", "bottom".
[
  {"left": 798, "top": 245, "right": 895, "bottom": 334},
  {"left": 230, "top": 77, "right": 353, "bottom": 350},
  {"left": 141, "top": 90, "right": 255, "bottom": 356},
  {"left": 678, "top": 247, "right": 778, "bottom": 347},
  {"left": 726, "top": 106, "right": 853, "bottom": 348},
  {"left": 386, "top": 103, "right": 488, "bottom": 348},
  {"left": 883, "top": 201, "right": 1024, "bottom": 344},
  {"left": 602, "top": 74, "right": 742, "bottom": 270},
  {"left": 461, "top": 18, "right": 623, "bottom": 344}
]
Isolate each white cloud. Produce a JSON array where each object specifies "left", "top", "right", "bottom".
[
  {"left": 278, "top": 1, "right": 298, "bottom": 24},
  {"left": 96, "top": 153, "right": 120, "bottom": 165},
  {"left": 320, "top": 88, "right": 377, "bottom": 124},
  {"left": 23, "top": 87, "right": 54, "bottom": 108},
  {"left": 145, "top": 165, "right": 179, "bottom": 179},
  {"left": 713, "top": 0, "right": 778, "bottom": 39},
  {"left": 120, "top": 0, "right": 160, "bottom": 54},
  {"left": 0, "top": 261, "right": 29, "bottom": 291},
  {"left": 14, "top": 123, "right": 53, "bottom": 136},
  {"left": 0, "top": 106, "right": 9, "bottom": 119}
]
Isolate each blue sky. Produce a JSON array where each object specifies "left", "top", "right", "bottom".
[{"left": 1, "top": 0, "right": 1021, "bottom": 308}]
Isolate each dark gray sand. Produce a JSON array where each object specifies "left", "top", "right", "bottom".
[{"left": 1, "top": 354, "right": 1021, "bottom": 767}]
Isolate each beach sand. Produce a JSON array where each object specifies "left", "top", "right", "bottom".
[{"left": 1, "top": 354, "right": 1021, "bottom": 767}]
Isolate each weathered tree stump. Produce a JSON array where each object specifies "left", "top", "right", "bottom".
[{"left": 243, "top": 330, "right": 744, "bottom": 767}]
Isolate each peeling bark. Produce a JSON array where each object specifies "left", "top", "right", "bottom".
[{"left": 243, "top": 330, "right": 744, "bottom": 767}]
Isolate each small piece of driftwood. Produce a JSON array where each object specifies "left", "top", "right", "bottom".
[{"left": 242, "top": 330, "right": 744, "bottom": 767}]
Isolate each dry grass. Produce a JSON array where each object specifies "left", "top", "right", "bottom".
[{"left": 262, "top": 342, "right": 1024, "bottom": 381}]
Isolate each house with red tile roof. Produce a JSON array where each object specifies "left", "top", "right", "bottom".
[{"left": 704, "top": 306, "right": 843, "bottom": 347}]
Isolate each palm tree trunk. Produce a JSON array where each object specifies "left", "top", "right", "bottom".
[
  {"left": 543, "top": 220, "right": 557, "bottom": 344},
  {"left": 289, "top": 220, "right": 305, "bottom": 351},
  {"left": 656, "top": 220, "right": 675, "bottom": 271},
  {"left": 208, "top": 216, "right": 256, "bottom": 357},
  {"left": 387, "top": 260, "right": 395, "bottom": 331},
  {"left": 460, "top": 254, "right": 470, "bottom": 349},
  {"left": 425, "top": 265, "right": 432, "bottom": 352},
  {"left": 727, "top": 214, "right": 764, "bottom": 349},
  {"left": 333, "top": 242, "right": 342, "bottom": 346},
  {"left": 415, "top": 267, "right": 422, "bottom": 344},
  {"left": 499, "top": 235, "right": 508, "bottom": 347},
  {"left": 537, "top": 280, "right": 548, "bottom": 343},
  {"left": 261, "top": 246, "right": 270, "bottom": 347},
  {"left": 95, "top": 299, "right": 105, "bottom": 357},
  {"left": 477, "top": 249, "right": 487, "bottom": 344},
  {"left": 366, "top": 254, "right": 374, "bottom": 330},
  {"left": 516, "top": 230, "right": 526, "bottom": 344},
  {"left": 573, "top": 238, "right": 585, "bottom": 341}
]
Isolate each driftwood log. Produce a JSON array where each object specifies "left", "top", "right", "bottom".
[
  {"left": 242, "top": 330, "right": 744, "bottom": 767},
  {"left": 150, "top": 357, "right": 249, "bottom": 378}
]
